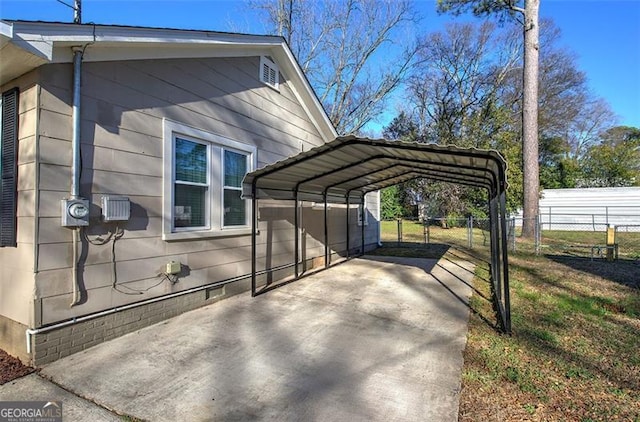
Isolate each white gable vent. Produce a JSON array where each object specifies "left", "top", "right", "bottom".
[{"left": 260, "top": 56, "right": 279, "bottom": 90}]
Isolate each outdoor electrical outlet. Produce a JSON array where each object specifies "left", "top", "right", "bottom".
[{"left": 166, "top": 261, "right": 181, "bottom": 275}]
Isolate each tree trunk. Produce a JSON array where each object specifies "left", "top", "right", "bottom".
[{"left": 521, "top": 0, "right": 540, "bottom": 238}]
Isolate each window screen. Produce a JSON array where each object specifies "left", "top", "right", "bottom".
[{"left": 174, "top": 137, "right": 208, "bottom": 228}]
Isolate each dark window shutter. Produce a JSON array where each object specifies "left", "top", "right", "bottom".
[{"left": 1, "top": 88, "right": 19, "bottom": 247}]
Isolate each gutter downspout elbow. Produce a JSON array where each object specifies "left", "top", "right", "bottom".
[{"left": 25, "top": 328, "right": 36, "bottom": 355}]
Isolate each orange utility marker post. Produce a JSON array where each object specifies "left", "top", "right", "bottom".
[{"left": 606, "top": 225, "right": 618, "bottom": 261}]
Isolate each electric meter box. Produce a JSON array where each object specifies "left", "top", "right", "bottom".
[
  {"left": 61, "top": 198, "right": 90, "bottom": 227},
  {"left": 101, "top": 196, "right": 131, "bottom": 222}
]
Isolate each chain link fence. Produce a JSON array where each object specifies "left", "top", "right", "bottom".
[
  {"left": 381, "top": 214, "right": 640, "bottom": 261},
  {"left": 614, "top": 225, "right": 640, "bottom": 260}
]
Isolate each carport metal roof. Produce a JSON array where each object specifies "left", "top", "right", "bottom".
[
  {"left": 243, "top": 136, "right": 507, "bottom": 203},
  {"left": 243, "top": 136, "right": 511, "bottom": 333}
]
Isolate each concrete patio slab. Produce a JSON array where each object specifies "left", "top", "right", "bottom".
[{"left": 39, "top": 255, "right": 474, "bottom": 421}]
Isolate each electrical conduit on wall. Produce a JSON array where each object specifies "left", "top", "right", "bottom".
[{"left": 70, "top": 48, "right": 83, "bottom": 307}]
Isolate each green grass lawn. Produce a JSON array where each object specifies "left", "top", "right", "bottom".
[
  {"left": 541, "top": 230, "right": 640, "bottom": 260},
  {"left": 377, "top": 220, "right": 640, "bottom": 421},
  {"left": 381, "top": 219, "right": 640, "bottom": 259},
  {"left": 380, "top": 219, "right": 490, "bottom": 250}
]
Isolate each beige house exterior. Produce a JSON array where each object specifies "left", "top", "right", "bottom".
[{"left": 0, "top": 21, "right": 380, "bottom": 365}]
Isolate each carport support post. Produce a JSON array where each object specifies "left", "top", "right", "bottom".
[
  {"left": 487, "top": 194, "right": 499, "bottom": 311},
  {"left": 361, "top": 196, "right": 365, "bottom": 255},
  {"left": 251, "top": 191, "right": 257, "bottom": 297},
  {"left": 489, "top": 195, "right": 501, "bottom": 302},
  {"left": 346, "top": 196, "right": 350, "bottom": 259},
  {"left": 324, "top": 192, "right": 329, "bottom": 268},
  {"left": 294, "top": 192, "right": 299, "bottom": 278},
  {"left": 499, "top": 191, "right": 511, "bottom": 334}
]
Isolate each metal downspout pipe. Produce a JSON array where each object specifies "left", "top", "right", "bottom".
[{"left": 70, "top": 48, "right": 83, "bottom": 307}]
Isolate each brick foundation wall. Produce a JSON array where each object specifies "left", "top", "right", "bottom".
[{"left": 31, "top": 277, "right": 252, "bottom": 366}]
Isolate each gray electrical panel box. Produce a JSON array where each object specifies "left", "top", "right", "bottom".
[
  {"left": 61, "top": 198, "right": 90, "bottom": 227},
  {"left": 101, "top": 196, "right": 130, "bottom": 221}
]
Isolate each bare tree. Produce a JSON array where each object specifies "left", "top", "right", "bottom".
[
  {"left": 252, "top": 0, "right": 421, "bottom": 134},
  {"left": 497, "top": 19, "right": 617, "bottom": 160},
  {"left": 438, "top": 0, "right": 540, "bottom": 237},
  {"left": 404, "top": 22, "right": 520, "bottom": 218},
  {"left": 565, "top": 98, "right": 616, "bottom": 159},
  {"left": 402, "top": 18, "right": 616, "bottom": 216},
  {"left": 408, "top": 21, "right": 519, "bottom": 146}
]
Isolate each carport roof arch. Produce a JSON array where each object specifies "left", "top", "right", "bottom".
[{"left": 243, "top": 136, "right": 507, "bottom": 202}]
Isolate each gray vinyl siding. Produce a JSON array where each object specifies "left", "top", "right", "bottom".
[{"left": 33, "top": 56, "right": 340, "bottom": 325}]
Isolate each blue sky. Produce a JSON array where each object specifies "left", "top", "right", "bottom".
[{"left": 1, "top": 0, "right": 638, "bottom": 130}]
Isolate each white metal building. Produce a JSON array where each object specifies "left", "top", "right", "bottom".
[{"left": 527, "top": 187, "right": 640, "bottom": 230}]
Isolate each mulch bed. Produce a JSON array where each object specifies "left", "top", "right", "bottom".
[{"left": 0, "top": 349, "right": 35, "bottom": 385}]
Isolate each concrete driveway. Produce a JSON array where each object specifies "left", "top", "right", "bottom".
[{"left": 37, "top": 255, "right": 474, "bottom": 421}]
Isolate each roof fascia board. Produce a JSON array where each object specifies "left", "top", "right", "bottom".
[
  {"left": 0, "top": 21, "right": 12, "bottom": 44},
  {"left": 6, "top": 20, "right": 285, "bottom": 64},
  {"left": 6, "top": 20, "right": 283, "bottom": 46}
]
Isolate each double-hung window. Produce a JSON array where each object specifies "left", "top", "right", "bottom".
[
  {"left": 223, "top": 150, "right": 247, "bottom": 226},
  {"left": 163, "top": 120, "right": 256, "bottom": 240},
  {"left": 174, "top": 137, "right": 209, "bottom": 229}
]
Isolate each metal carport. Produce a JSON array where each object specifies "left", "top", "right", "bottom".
[{"left": 243, "top": 136, "right": 511, "bottom": 333}]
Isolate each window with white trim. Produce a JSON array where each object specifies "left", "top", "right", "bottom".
[
  {"left": 260, "top": 56, "right": 279, "bottom": 90},
  {"left": 163, "top": 120, "right": 256, "bottom": 240}
]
